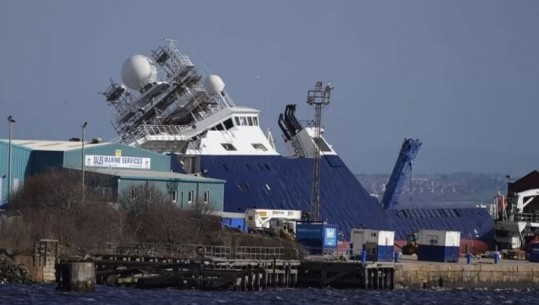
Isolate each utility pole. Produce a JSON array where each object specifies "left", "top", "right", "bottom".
[
  {"left": 7, "top": 115, "right": 15, "bottom": 203},
  {"left": 307, "top": 82, "right": 333, "bottom": 221},
  {"left": 81, "top": 121, "right": 88, "bottom": 205}
]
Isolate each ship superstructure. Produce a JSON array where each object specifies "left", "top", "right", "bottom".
[{"left": 101, "top": 40, "right": 495, "bottom": 252}]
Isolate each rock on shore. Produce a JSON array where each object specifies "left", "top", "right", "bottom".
[{"left": 0, "top": 253, "right": 35, "bottom": 284}]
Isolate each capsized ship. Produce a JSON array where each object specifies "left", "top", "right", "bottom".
[{"left": 101, "top": 40, "right": 495, "bottom": 253}]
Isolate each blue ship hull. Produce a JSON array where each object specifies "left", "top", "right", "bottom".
[{"left": 178, "top": 154, "right": 495, "bottom": 250}]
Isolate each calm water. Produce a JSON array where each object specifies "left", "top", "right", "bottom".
[{"left": 0, "top": 284, "right": 538, "bottom": 305}]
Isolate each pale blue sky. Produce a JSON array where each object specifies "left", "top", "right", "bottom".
[{"left": 1, "top": 1, "right": 539, "bottom": 175}]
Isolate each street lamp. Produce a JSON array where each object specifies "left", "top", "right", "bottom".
[
  {"left": 7, "top": 115, "right": 15, "bottom": 203},
  {"left": 81, "top": 121, "right": 88, "bottom": 204}
]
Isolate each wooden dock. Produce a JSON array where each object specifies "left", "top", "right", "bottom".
[{"left": 89, "top": 243, "right": 301, "bottom": 290}]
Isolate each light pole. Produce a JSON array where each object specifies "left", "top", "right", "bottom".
[
  {"left": 7, "top": 115, "right": 15, "bottom": 203},
  {"left": 81, "top": 121, "right": 88, "bottom": 204}
]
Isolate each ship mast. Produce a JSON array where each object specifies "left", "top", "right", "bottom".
[{"left": 307, "top": 81, "right": 333, "bottom": 221}]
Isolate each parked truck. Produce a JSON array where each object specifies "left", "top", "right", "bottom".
[{"left": 245, "top": 209, "right": 303, "bottom": 238}]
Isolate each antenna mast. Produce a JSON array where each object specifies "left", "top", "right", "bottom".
[{"left": 307, "top": 81, "right": 333, "bottom": 221}]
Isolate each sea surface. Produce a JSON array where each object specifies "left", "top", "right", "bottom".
[{"left": 0, "top": 284, "right": 538, "bottom": 305}]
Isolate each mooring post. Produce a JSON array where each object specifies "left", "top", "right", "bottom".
[
  {"left": 361, "top": 245, "right": 367, "bottom": 264},
  {"left": 247, "top": 265, "right": 253, "bottom": 291},
  {"left": 272, "top": 256, "right": 277, "bottom": 287},
  {"left": 56, "top": 261, "right": 96, "bottom": 292}
]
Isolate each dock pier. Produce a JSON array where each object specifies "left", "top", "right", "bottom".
[
  {"left": 297, "top": 261, "right": 395, "bottom": 289},
  {"left": 53, "top": 243, "right": 539, "bottom": 290}
]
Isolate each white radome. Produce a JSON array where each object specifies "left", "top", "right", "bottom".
[
  {"left": 204, "top": 74, "right": 225, "bottom": 96},
  {"left": 121, "top": 55, "right": 157, "bottom": 91}
]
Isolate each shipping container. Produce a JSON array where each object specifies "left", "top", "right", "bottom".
[
  {"left": 350, "top": 229, "right": 395, "bottom": 262},
  {"left": 221, "top": 217, "right": 247, "bottom": 233},
  {"left": 417, "top": 229, "right": 460, "bottom": 262},
  {"left": 296, "top": 222, "right": 338, "bottom": 255},
  {"left": 528, "top": 242, "right": 539, "bottom": 263}
]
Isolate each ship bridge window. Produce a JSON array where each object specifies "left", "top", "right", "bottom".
[
  {"left": 247, "top": 117, "right": 253, "bottom": 126},
  {"left": 253, "top": 117, "right": 258, "bottom": 126},
  {"left": 313, "top": 138, "right": 331, "bottom": 152},
  {"left": 211, "top": 123, "right": 224, "bottom": 131},
  {"left": 234, "top": 117, "right": 240, "bottom": 126},
  {"left": 223, "top": 118, "right": 234, "bottom": 130},
  {"left": 221, "top": 143, "right": 237, "bottom": 151},
  {"left": 252, "top": 144, "right": 267, "bottom": 151},
  {"left": 240, "top": 117, "right": 247, "bottom": 126}
]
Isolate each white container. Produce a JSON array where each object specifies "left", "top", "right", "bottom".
[{"left": 418, "top": 229, "right": 460, "bottom": 247}]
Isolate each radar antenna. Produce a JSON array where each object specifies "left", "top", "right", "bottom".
[{"left": 307, "top": 81, "right": 333, "bottom": 221}]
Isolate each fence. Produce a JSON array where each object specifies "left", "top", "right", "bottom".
[{"left": 91, "top": 242, "right": 299, "bottom": 261}]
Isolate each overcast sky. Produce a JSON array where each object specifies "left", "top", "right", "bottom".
[{"left": 1, "top": 1, "right": 539, "bottom": 175}]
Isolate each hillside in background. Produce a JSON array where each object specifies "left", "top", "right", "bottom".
[{"left": 356, "top": 172, "right": 508, "bottom": 209}]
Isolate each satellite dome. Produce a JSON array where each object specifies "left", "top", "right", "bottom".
[
  {"left": 121, "top": 55, "right": 157, "bottom": 91},
  {"left": 204, "top": 74, "right": 225, "bottom": 96}
]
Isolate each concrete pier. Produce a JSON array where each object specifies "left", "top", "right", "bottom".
[
  {"left": 56, "top": 261, "right": 96, "bottom": 292},
  {"left": 394, "top": 254, "right": 539, "bottom": 289}
]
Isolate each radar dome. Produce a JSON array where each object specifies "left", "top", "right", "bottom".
[
  {"left": 204, "top": 74, "right": 225, "bottom": 96},
  {"left": 121, "top": 55, "right": 157, "bottom": 91}
]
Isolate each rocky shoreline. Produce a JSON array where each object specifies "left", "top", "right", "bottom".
[{"left": 0, "top": 253, "right": 35, "bottom": 284}]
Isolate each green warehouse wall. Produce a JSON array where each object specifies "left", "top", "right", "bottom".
[
  {"left": 0, "top": 140, "right": 223, "bottom": 211},
  {"left": 0, "top": 144, "right": 32, "bottom": 202},
  {"left": 117, "top": 178, "right": 224, "bottom": 212}
]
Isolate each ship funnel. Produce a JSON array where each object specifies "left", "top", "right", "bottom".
[{"left": 204, "top": 74, "right": 225, "bottom": 96}]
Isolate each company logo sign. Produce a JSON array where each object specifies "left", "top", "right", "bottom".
[
  {"left": 324, "top": 227, "right": 337, "bottom": 247},
  {"left": 85, "top": 155, "right": 151, "bottom": 169}
]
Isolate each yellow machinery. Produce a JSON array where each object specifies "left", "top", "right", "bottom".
[{"left": 402, "top": 233, "right": 418, "bottom": 255}]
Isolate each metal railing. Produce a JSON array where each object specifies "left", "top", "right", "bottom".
[
  {"left": 91, "top": 242, "right": 299, "bottom": 261},
  {"left": 514, "top": 213, "right": 539, "bottom": 222}
]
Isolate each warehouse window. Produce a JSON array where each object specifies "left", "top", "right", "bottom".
[
  {"left": 188, "top": 190, "right": 194, "bottom": 204},
  {"left": 171, "top": 190, "right": 178, "bottom": 203},
  {"left": 203, "top": 191, "right": 210, "bottom": 204},
  {"left": 131, "top": 189, "right": 136, "bottom": 200}
]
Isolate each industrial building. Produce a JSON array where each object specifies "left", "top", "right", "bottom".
[{"left": 0, "top": 139, "right": 224, "bottom": 210}]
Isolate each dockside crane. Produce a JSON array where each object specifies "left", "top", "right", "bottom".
[{"left": 381, "top": 138, "right": 422, "bottom": 210}]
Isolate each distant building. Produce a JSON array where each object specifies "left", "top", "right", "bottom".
[{"left": 0, "top": 139, "right": 224, "bottom": 210}]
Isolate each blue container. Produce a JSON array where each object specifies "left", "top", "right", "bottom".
[
  {"left": 296, "top": 223, "right": 338, "bottom": 254},
  {"left": 221, "top": 217, "right": 246, "bottom": 233},
  {"left": 528, "top": 243, "right": 539, "bottom": 262},
  {"left": 394, "top": 251, "right": 401, "bottom": 263},
  {"left": 466, "top": 253, "right": 473, "bottom": 264},
  {"left": 417, "top": 245, "right": 460, "bottom": 263}
]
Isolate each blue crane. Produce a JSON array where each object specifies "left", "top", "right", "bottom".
[{"left": 381, "top": 138, "right": 422, "bottom": 210}]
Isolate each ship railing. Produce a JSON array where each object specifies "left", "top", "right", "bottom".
[
  {"left": 514, "top": 213, "right": 539, "bottom": 223},
  {"left": 178, "top": 55, "right": 193, "bottom": 69},
  {"left": 124, "top": 124, "right": 192, "bottom": 143}
]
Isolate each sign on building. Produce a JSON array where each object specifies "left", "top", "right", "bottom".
[{"left": 85, "top": 155, "right": 151, "bottom": 169}]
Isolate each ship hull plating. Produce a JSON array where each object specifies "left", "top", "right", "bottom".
[{"left": 171, "top": 154, "right": 495, "bottom": 250}]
